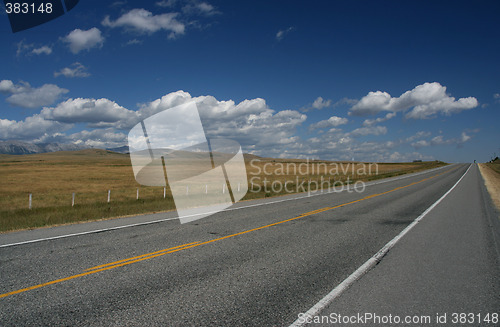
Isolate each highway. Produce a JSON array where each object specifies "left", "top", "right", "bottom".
[{"left": 0, "top": 163, "right": 498, "bottom": 326}]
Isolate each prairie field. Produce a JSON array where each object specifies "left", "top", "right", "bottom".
[{"left": 0, "top": 149, "right": 446, "bottom": 232}]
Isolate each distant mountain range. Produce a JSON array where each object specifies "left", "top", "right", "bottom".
[{"left": 0, "top": 141, "right": 129, "bottom": 155}]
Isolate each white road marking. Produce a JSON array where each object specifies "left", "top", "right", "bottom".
[
  {"left": 288, "top": 163, "right": 471, "bottom": 327},
  {"left": 0, "top": 164, "right": 452, "bottom": 248}
]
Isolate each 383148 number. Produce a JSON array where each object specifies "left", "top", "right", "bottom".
[{"left": 5, "top": 2, "right": 53, "bottom": 14}]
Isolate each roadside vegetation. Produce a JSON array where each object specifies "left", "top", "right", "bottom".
[
  {"left": 0, "top": 149, "right": 447, "bottom": 232},
  {"left": 479, "top": 157, "right": 500, "bottom": 212}
]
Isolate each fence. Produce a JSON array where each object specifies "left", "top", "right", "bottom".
[{"left": 21, "top": 174, "right": 366, "bottom": 210}]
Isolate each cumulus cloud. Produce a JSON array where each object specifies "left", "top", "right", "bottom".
[
  {"left": 0, "top": 88, "right": 465, "bottom": 162},
  {"left": 302, "top": 96, "right": 333, "bottom": 111},
  {"left": 32, "top": 45, "right": 52, "bottom": 55},
  {"left": 410, "top": 131, "right": 473, "bottom": 149},
  {"left": 102, "top": 9, "right": 185, "bottom": 38},
  {"left": 411, "top": 140, "right": 430, "bottom": 149},
  {"left": 309, "top": 116, "right": 348, "bottom": 130},
  {"left": 182, "top": 1, "right": 219, "bottom": 16},
  {"left": 110, "top": 1, "right": 127, "bottom": 8},
  {"left": 0, "top": 80, "right": 69, "bottom": 108},
  {"left": 69, "top": 128, "right": 127, "bottom": 148},
  {"left": 62, "top": 28, "right": 105, "bottom": 54},
  {"left": 137, "top": 91, "right": 307, "bottom": 156},
  {"left": 54, "top": 62, "right": 91, "bottom": 78},
  {"left": 41, "top": 98, "right": 138, "bottom": 128},
  {"left": 156, "top": 0, "right": 176, "bottom": 7},
  {"left": 362, "top": 112, "right": 396, "bottom": 127},
  {"left": 349, "top": 82, "right": 478, "bottom": 119},
  {"left": 406, "top": 131, "right": 431, "bottom": 142},
  {"left": 0, "top": 115, "right": 71, "bottom": 140},
  {"left": 276, "top": 26, "right": 294, "bottom": 41},
  {"left": 16, "top": 41, "right": 52, "bottom": 56},
  {"left": 349, "top": 126, "right": 387, "bottom": 137},
  {"left": 312, "top": 97, "right": 332, "bottom": 109},
  {"left": 125, "top": 38, "right": 142, "bottom": 46}
]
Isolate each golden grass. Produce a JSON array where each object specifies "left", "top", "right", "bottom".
[
  {"left": 0, "top": 149, "right": 447, "bottom": 232},
  {"left": 479, "top": 162, "right": 500, "bottom": 213}
]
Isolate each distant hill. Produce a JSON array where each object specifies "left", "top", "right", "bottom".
[
  {"left": 106, "top": 145, "right": 129, "bottom": 154},
  {"left": 0, "top": 141, "right": 263, "bottom": 159},
  {"left": 0, "top": 141, "right": 87, "bottom": 155}
]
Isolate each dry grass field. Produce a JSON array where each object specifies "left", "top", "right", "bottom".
[
  {"left": 479, "top": 159, "right": 500, "bottom": 212},
  {"left": 0, "top": 149, "right": 446, "bottom": 232}
]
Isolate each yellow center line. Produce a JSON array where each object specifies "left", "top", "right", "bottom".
[
  {"left": 85, "top": 241, "right": 201, "bottom": 271},
  {"left": 0, "top": 167, "right": 455, "bottom": 299}
]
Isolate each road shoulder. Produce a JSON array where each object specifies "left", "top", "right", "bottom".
[{"left": 479, "top": 163, "right": 500, "bottom": 214}]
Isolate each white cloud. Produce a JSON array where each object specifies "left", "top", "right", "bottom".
[
  {"left": 0, "top": 80, "right": 69, "bottom": 108},
  {"left": 362, "top": 112, "right": 396, "bottom": 127},
  {"left": 1, "top": 89, "right": 466, "bottom": 162},
  {"left": 32, "top": 46, "right": 52, "bottom": 55},
  {"left": 102, "top": 9, "right": 185, "bottom": 38},
  {"left": 301, "top": 96, "right": 333, "bottom": 112},
  {"left": 411, "top": 140, "right": 430, "bottom": 149},
  {"left": 16, "top": 41, "right": 52, "bottom": 56},
  {"left": 156, "top": 0, "right": 176, "bottom": 7},
  {"left": 349, "top": 126, "right": 387, "bottom": 137},
  {"left": 0, "top": 115, "right": 71, "bottom": 140},
  {"left": 460, "top": 132, "right": 471, "bottom": 143},
  {"left": 125, "top": 38, "right": 142, "bottom": 46},
  {"left": 182, "top": 1, "right": 219, "bottom": 16},
  {"left": 312, "top": 97, "right": 332, "bottom": 109},
  {"left": 110, "top": 1, "right": 127, "bottom": 8},
  {"left": 276, "top": 26, "right": 294, "bottom": 41},
  {"left": 406, "top": 131, "right": 431, "bottom": 142},
  {"left": 54, "top": 62, "right": 91, "bottom": 78},
  {"left": 494, "top": 93, "right": 500, "bottom": 103},
  {"left": 309, "top": 116, "right": 348, "bottom": 130},
  {"left": 350, "top": 82, "right": 478, "bottom": 119},
  {"left": 410, "top": 131, "right": 473, "bottom": 149},
  {"left": 137, "top": 91, "right": 307, "bottom": 155},
  {"left": 62, "top": 28, "right": 105, "bottom": 54},
  {"left": 41, "top": 98, "right": 138, "bottom": 128},
  {"left": 16, "top": 40, "right": 33, "bottom": 57},
  {"left": 69, "top": 128, "right": 127, "bottom": 148}
]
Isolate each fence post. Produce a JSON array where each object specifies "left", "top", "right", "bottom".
[
  {"left": 107, "top": 190, "right": 111, "bottom": 203},
  {"left": 238, "top": 182, "right": 240, "bottom": 192},
  {"left": 222, "top": 183, "right": 225, "bottom": 194},
  {"left": 164, "top": 187, "right": 166, "bottom": 199},
  {"left": 205, "top": 184, "right": 208, "bottom": 194},
  {"left": 136, "top": 188, "right": 139, "bottom": 200},
  {"left": 29, "top": 193, "right": 32, "bottom": 209},
  {"left": 72, "top": 192, "right": 75, "bottom": 207},
  {"left": 186, "top": 186, "right": 189, "bottom": 195}
]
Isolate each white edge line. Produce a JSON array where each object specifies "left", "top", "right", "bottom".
[
  {"left": 288, "top": 163, "right": 471, "bottom": 327},
  {"left": 0, "top": 164, "right": 453, "bottom": 249}
]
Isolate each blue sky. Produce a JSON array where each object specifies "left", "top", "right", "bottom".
[{"left": 0, "top": 0, "right": 499, "bottom": 162}]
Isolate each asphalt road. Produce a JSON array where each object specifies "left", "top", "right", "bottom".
[{"left": 0, "top": 163, "right": 498, "bottom": 326}]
